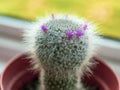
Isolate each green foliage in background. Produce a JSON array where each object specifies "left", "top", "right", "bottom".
[{"left": 0, "top": 0, "right": 120, "bottom": 39}]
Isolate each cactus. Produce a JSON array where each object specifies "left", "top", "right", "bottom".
[{"left": 24, "top": 14, "right": 98, "bottom": 90}]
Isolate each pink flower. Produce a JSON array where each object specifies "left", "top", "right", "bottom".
[
  {"left": 66, "top": 30, "right": 74, "bottom": 39},
  {"left": 41, "top": 25, "right": 48, "bottom": 33},
  {"left": 76, "top": 29, "right": 84, "bottom": 37},
  {"left": 83, "top": 23, "right": 88, "bottom": 30}
]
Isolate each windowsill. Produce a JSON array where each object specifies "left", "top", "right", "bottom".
[
  {"left": 0, "top": 16, "right": 120, "bottom": 74},
  {"left": 0, "top": 16, "right": 120, "bottom": 61}
]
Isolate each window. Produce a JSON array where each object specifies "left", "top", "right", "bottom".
[
  {"left": 0, "top": 0, "right": 120, "bottom": 75},
  {"left": 0, "top": 0, "right": 120, "bottom": 39}
]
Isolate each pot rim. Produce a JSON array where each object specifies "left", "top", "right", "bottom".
[
  {"left": 0, "top": 52, "right": 30, "bottom": 90},
  {"left": 93, "top": 57, "right": 120, "bottom": 89},
  {"left": 0, "top": 53, "right": 120, "bottom": 90}
]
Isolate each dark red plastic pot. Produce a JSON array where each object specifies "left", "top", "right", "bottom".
[{"left": 0, "top": 53, "right": 120, "bottom": 90}]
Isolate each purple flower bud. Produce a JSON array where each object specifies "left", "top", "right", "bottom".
[
  {"left": 76, "top": 29, "right": 84, "bottom": 37},
  {"left": 41, "top": 25, "right": 48, "bottom": 32},
  {"left": 83, "top": 23, "right": 88, "bottom": 30},
  {"left": 66, "top": 30, "right": 74, "bottom": 39},
  {"left": 51, "top": 13, "right": 55, "bottom": 19}
]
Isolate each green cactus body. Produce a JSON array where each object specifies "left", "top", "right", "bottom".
[
  {"left": 44, "top": 70, "right": 77, "bottom": 90},
  {"left": 24, "top": 14, "right": 97, "bottom": 90}
]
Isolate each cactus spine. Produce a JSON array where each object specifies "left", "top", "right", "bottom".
[{"left": 24, "top": 14, "right": 97, "bottom": 90}]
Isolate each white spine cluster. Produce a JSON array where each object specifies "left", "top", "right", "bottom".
[{"left": 24, "top": 14, "right": 98, "bottom": 90}]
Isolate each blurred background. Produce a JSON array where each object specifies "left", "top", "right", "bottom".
[{"left": 0, "top": 0, "right": 120, "bottom": 76}]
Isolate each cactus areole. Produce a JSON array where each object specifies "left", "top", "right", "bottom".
[{"left": 24, "top": 14, "right": 97, "bottom": 90}]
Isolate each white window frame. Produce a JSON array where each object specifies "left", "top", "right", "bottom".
[{"left": 0, "top": 16, "right": 120, "bottom": 61}]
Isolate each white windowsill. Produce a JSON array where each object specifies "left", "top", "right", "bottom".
[
  {"left": 0, "top": 16, "right": 120, "bottom": 61},
  {"left": 0, "top": 16, "right": 120, "bottom": 75}
]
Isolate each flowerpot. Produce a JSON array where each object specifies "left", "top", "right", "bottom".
[{"left": 0, "top": 53, "right": 120, "bottom": 90}]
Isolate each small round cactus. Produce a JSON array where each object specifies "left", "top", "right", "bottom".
[{"left": 24, "top": 14, "right": 98, "bottom": 90}]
